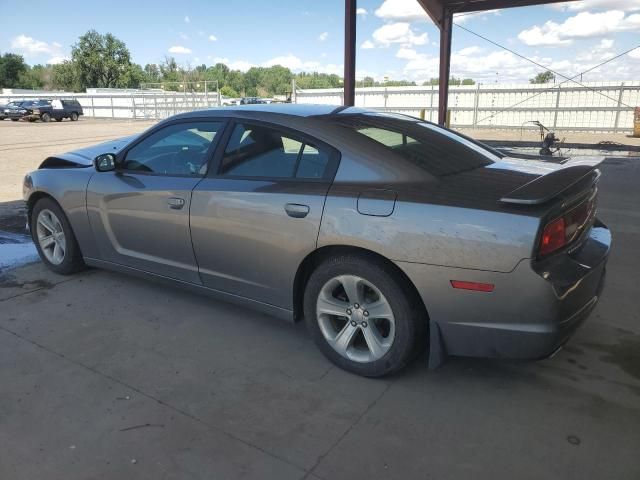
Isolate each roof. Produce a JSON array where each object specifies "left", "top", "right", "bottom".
[
  {"left": 178, "top": 103, "right": 361, "bottom": 119},
  {"left": 417, "top": 0, "right": 578, "bottom": 27}
]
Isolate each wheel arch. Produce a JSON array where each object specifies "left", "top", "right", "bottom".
[{"left": 292, "top": 244, "right": 429, "bottom": 325}]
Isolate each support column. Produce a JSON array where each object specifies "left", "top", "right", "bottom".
[
  {"left": 343, "top": 0, "right": 357, "bottom": 106},
  {"left": 438, "top": 9, "right": 453, "bottom": 125}
]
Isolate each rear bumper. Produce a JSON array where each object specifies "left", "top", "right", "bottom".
[{"left": 396, "top": 221, "right": 611, "bottom": 364}]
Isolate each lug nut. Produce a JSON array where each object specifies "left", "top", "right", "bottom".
[
  {"left": 350, "top": 320, "right": 357, "bottom": 327},
  {"left": 346, "top": 309, "right": 352, "bottom": 315},
  {"left": 361, "top": 321, "right": 368, "bottom": 328},
  {"left": 354, "top": 303, "right": 360, "bottom": 309},
  {"left": 363, "top": 310, "right": 369, "bottom": 317}
]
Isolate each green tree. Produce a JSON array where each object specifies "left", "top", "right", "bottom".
[
  {"left": 0, "top": 53, "right": 28, "bottom": 88},
  {"left": 220, "top": 85, "right": 239, "bottom": 98},
  {"left": 530, "top": 70, "right": 555, "bottom": 84},
  {"left": 51, "top": 61, "right": 79, "bottom": 91},
  {"left": 16, "top": 64, "right": 50, "bottom": 89},
  {"left": 71, "top": 30, "right": 132, "bottom": 89},
  {"left": 260, "top": 65, "right": 292, "bottom": 95}
]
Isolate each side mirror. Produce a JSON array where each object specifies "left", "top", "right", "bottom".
[{"left": 94, "top": 153, "right": 117, "bottom": 172}]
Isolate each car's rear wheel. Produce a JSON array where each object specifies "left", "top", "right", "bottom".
[
  {"left": 31, "top": 198, "right": 85, "bottom": 275},
  {"left": 304, "top": 254, "right": 424, "bottom": 377},
  {"left": 70, "top": 112, "right": 79, "bottom": 121},
  {"left": 41, "top": 112, "right": 51, "bottom": 122}
]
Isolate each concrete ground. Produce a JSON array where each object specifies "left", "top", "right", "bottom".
[{"left": 1, "top": 118, "right": 639, "bottom": 479}]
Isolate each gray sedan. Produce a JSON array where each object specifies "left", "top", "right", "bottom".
[{"left": 22, "top": 105, "right": 610, "bottom": 377}]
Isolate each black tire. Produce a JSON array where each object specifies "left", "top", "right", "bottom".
[
  {"left": 31, "top": 197, "right": 86, "bottom": 275},
  {"left": 70, "top": 112, "right": 79, "bottom": 121},
  {"left": 304, "top": 253, "right": 426, "bottom": 377},
  {"left": 55, "top": 118, "right": 62, "bottom": 122},
  {"left": 41, "top": 112, "right": 51, "bottom": 122}
]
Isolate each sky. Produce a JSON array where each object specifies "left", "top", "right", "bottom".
[{"left": 1, "top": 0, "right": 639, "bottom": 84}]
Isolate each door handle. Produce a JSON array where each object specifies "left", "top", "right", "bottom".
[
  {"left": 284, "top": 203, "right": 310, "bottom": 218},
  {"left": 168, "top": 197, "right": 185, "bottom": 209}
]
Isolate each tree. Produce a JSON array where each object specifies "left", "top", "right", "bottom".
[
  {"left": 51, "top": 61, "right": 79, "bottom": 91},
  {"left": 71, "top": 30, "right": 133, "bottom": 89},
  {"left": 17, "top": 64, "right": 49, "bottom": 90},
  {"left": 530, "top": 70, "right": 555, "bottom": 84},
  {"left": 0, "top": 53, "right": 28, "bottom": 88},
  {"left": 220, "top": 85, "right": 239, "bottom": 98}
]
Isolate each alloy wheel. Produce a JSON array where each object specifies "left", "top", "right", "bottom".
[
  {"left": 316, "top": 274, "right": 396, "bottom": 363},
  {"left": 36, "top": 209, "right": 66, "bottom": 265}
]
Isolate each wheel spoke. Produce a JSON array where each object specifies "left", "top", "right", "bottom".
[
  {"left": 362, "top": 326, "right": 387, "bottom": 360},
  {"left": 317, "top": 294, "right": 350, "bottom": 317},
  {"left": 38, "top": 214, "right": 56, "bottom": 234},
  {"left": 332, "top": 322, "right": 359, "bottom": 355},
  {"left": 339, "top": 275, "right": 362, "bottom": 305},
  {"left": 53, "top": 243, "right": 63, "bottom": 263},
  {"left": 365, "top": 299, "right": 393, "bottom": 319},
  {"left": 40, "top": 235, "right": 55, "bottom": 248}
]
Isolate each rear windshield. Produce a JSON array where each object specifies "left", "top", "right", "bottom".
[{"left": 336, "top": 113, "right": 500, "bottom": 176}]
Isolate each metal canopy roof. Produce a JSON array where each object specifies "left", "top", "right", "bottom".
[{"left": 342, "top": 0, "right": 578, "bottom": 125}]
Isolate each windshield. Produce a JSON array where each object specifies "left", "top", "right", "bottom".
[{"left": 335, "top": 113, "right": 500, "bottom": 176}]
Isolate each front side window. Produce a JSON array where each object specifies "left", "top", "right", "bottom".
[
  {"left": 219, "top": 123, "right": 330, "bottom": 179},
  {"left": 123, "top": 121, "right": 223, "bottom": 176}
]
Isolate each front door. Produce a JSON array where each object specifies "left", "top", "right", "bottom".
[
  {"left": 190, "top": 120, "right": 339, "bottom": 308},
  {"left": 86, "top": 120, "right": 226, "bottom": 283}
]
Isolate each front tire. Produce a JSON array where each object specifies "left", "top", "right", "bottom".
[
  {"left": 31, "top": 198, "right": 85, "bottom": 275},
  {"left": 304, "top": 254, "right": 424, "bottom": 377},
  {"left": 41, "top": 112, "right": 51, "bottom": 122}
]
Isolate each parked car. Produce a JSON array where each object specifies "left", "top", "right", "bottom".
[
  {"left": 3, "top": 100, "right": 49, "bottom": 121},
  {"left": 25, "top": 99, "right": 84, "bottom": 122},
  {"left": 239, "top": 97, "right": 267, "bottom": 105},
  {"left": 22, "top": 105, "right": 610, "bottom": 377},
  {"left": 0, "top": 103, "right": 7, "bottom": 120}
]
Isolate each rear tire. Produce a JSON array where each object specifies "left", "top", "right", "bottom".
[
  {"left": 41, "top": 112, "right": 51, "bottom": 122},
  {"left": 31, "top": 197, "right": 86, "bottom": 275},
  {"left": 70, "top": 112, "right": 79, "bottom": 121},
  {"left": 304, "top": 253, "right": 425, "bottom": 377}
]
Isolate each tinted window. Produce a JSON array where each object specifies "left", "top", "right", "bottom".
[
  {"left": 337, "top": 115, "right": 497, "bottom": 176},
  {"left": 220, "top": 123, "right": 330, "bottom": 179},
  {"left": 124, "top": 122, "right": 223, "bottom": 176}
]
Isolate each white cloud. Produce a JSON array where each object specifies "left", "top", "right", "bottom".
[
  {"left": 168, "top": 45, "right": 192, "bottom": 54},
  {"left": 454, "top": 10, "right": 501, "bottom": 24},
  {"left": 629, "top": 48, "right": 640, "bottom": 59},
  {"left": 47, "top": 56, "right": 69, "bottom": 65},
  {"left": 184, "top": 15, "right": 190, "bottom": 23},
  {"left": 11, "top": 34, "right": 58, "bottom": 55},
  {"left": 371, "top": 22, "right": 428, "bottom": 47},
  {"left": 357, "top": 7, "right": 368, "bottom": 16},
  {"left": 375, "top": 0, "right": 427, "bottom": 22},
  {"left": 208, "top": 34, "right": 217, "bottom": 41},
  {"left": 552, "top": 0, "right": 640, "bottom": 12},
  {"left": 262, "top": 54, "right": 342, "bottom": 75},
  {"left": 318, "top": 31, "right": 328, "bottom": 41},
  {"left": 361, "top": 40, "right": 375, "bottom": 49},
  {"left": 518, "top": 10, "right": 640, "bottom": 46},
  {"left": 212, "top": 57, "right": 255, "bottom": 72}
]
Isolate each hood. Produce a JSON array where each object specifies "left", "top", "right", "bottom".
[{"left": 39, "top": 135, "right": 139, "bottom": 168}]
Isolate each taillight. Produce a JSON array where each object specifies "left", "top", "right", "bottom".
[{"left": 539, "top": 217, "right": 566, "bottom": 257}]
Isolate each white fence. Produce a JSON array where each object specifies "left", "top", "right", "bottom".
[
  {"left": 296, "top": 81, "right": 640, "bottom": 133},
  {"left": 2, "top": 81, "right": 639, "bottom": 132},
  {"left": 0, "top": 91, "right": 221, "bottom": 120}
]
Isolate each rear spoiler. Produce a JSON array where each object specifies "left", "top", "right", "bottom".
[{"left": 501, "top": 164, "right": 601, "bottom": 205}]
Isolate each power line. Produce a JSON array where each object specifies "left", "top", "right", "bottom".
[
  {"left": 452, "top": 23, "right": 640, "bottom": 125},
  {"left": 454, "top": 22, "right": 638, "bottom": 109}
]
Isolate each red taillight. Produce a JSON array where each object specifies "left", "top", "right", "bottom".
[{"left": 539, "top": 217, "right": 566, "bottom": 257}]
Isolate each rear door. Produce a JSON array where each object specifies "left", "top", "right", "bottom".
[
  {"left": 190, "top": 119, "right": 339, "bottom": 309},
  {"left": 86, "top": 119, "right": 226, "bottom": 283}
]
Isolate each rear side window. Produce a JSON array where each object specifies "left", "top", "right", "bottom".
[
  {"left": 338, "top": 116, "right": 497, "bottom": 176},
  {"left": 219, "top": 123, "right": 331, "bottom": 180}
]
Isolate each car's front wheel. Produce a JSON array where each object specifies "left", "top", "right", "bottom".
[
  {"left": 304, "top": 254, "right": 424, "bottom": 377},
  {"left": 31, "top": 198, "right": 85, "bottom": 275},
  {"left": 41, "top": 112, "right": 51, "bottom": 122}
]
